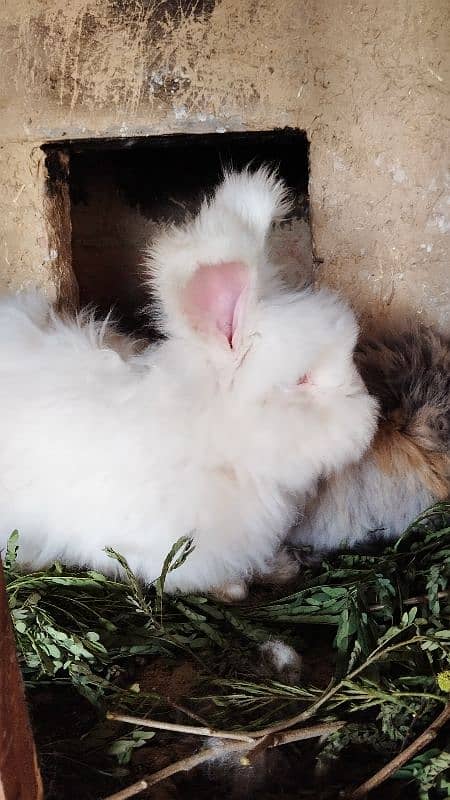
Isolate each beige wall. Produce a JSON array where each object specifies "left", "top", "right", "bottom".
[{"left": 0, "top": 0, "right": 448, "bottom": 329}]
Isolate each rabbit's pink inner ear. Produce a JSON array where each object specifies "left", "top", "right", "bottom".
[{"left": 183, "top": 261, "right": 249, "bottom": 347}]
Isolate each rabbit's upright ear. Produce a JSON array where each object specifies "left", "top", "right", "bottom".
[
  {"left": 182, "top": 260, "right": 249, "bottom": 348},
  {"left": 146, "top": 167, "right": 290, "bottom": 340}
]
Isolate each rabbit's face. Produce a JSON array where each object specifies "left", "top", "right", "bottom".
[{"left": 229, "top": 287, "right": 359, "bottom": 404}]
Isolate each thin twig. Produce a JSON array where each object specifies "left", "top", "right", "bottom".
[
  {"left": 276, "top": 721, "right": 344, "bottom": 744},
  {"left": 102, "top": 722, "right": 345, "bottom": 800},
  {"left": 244, "top": 721, "right": 345, "bottom": 764},
  {"left": 107, "top": 711, "right": 344, "bottom": 747},
  {"left": 106, "top": 711, "right": 255, "bottom": 742},
  {"left": 348, "top": 702, "right": 450, "bottom": 799}
]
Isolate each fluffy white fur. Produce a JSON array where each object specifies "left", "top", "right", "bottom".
[
  {"left": 291, "top": 454, "right": 435, "bottom": 551},
  {"left": 0, "top": 168, "right": 377, "bottom": 593},
  {"left": 259, "top": 639, "right": 302, "bottom": 683}
]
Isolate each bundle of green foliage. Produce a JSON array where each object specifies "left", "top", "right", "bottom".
[{"left": 3, "top": 503, "right": 450, "bottom": 798}]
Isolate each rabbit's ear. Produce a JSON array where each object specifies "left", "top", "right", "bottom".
[
  {"left": 213, "top": 167, "right": 292, "bottom": 241},
  {"left": 146, "top": 167, "right": 289, "bottom": 337},
  {"left": 183, "top": 260, "right": 249, "bottom": 347}
]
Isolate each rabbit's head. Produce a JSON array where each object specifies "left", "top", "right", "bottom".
[
  {"left": 146, "top": 167, "right": 359, "bottom": 401},
  {"left": 144, "top": 168, "right": 374, "bottom": 496}
]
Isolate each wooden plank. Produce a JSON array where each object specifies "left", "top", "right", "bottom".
[{"left": 0, "top": 560, "right": 43, "bottom": 800}]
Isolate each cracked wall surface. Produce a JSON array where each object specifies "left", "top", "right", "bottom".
[{"left": 0, "top": 0, "right": 448, "bottom": 329}]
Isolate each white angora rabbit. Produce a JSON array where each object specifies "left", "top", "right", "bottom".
[{"left": 0, "top": 168, "right": 377, "bottom": 598}]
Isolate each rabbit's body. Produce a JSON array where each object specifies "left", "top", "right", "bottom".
[
  {"left": 0, "top": 170, "right": 376, "bottom": 593},
  {"left": 292, "top": 328, "right": 450, "bottom": 551}
]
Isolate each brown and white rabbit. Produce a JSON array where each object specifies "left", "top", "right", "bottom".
[
  {"left": 0, "top": 168, "right": 377, "bottom": 597},
  {"left": 291, "top": 326, "right": 450, "bottom": 551}
]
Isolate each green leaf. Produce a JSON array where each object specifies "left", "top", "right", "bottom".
[
  {"left": 4, "top": 530, "right": 20, "bottom": 570},
  {"left": 154, "top": 535, "right": 195, "bottom": 599}
]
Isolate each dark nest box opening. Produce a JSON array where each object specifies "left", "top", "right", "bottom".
[{"left": 43, "top": 129, "right": 310, "bottom": 336}]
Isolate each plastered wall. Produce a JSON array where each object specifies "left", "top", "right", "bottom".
[{"left": 0, "top": 0, "right": 448, "bottom": 329}]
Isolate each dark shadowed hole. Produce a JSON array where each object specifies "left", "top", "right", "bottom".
[{"left": 43, "top": 129, "right": 310, "bottom": 335}]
